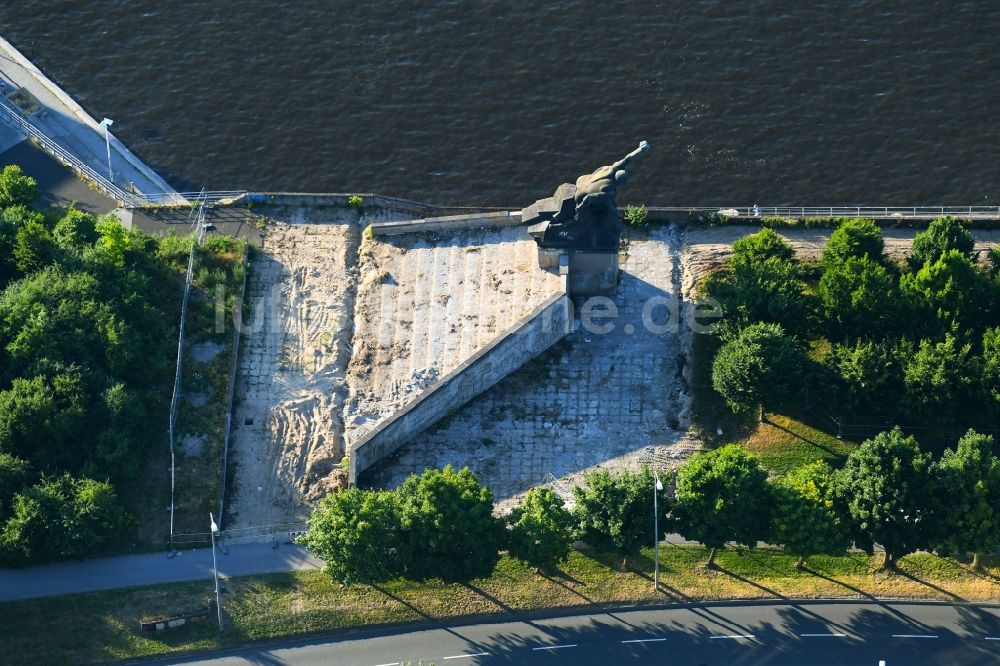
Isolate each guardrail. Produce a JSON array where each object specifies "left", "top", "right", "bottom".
[
  {"left": 650, "top": 205, "right": 1000, "bottom": 219},
  {"left": 0, "top": 94, "right": 153, "bottom": 205},
  {"left": 169, "top": 521, "right": 308, "bottom": 547},
  {"left": 0, "top": 95, "right": 245, "bottom": 209}
]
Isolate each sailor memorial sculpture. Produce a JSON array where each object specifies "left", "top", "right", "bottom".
[{"left": 521, "top": 141, "right": 650, "bottom": 295}]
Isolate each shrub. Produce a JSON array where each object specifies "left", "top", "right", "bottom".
[
  {"left": 623, "top": 204, "right": 648, "bottom": 228},
  {"left": 822, "top": 218, "right": 884, "bottom": 265},
  {"left": 0, "top": 164, "right": 38, "bottom": 208},
  {"left": 506, "top": 487, "right": 574, "bottom": 570},
  {"left": 712, "top": 322, "right": 809, "bottom": 415},
  {"left": 0, "top": 474, "right": 126, "bottom": 565},
  {"left": 299, "top": 488, "right": 401, "bottom": 584},
  {"left": 909, "top": 215, "right": 974, "bottom": 269},
  {"left": 672, "top": 444, "right": 773, "bottom": 567},
  {"left": 395, "top": 466, "right": 502, "bottom": 582},
  {"left": 835, "top": 428, "right": 935, "bottom": 569},
  {"left": 347, "top": 195, "right": 364, "bottom": 209},
  {"left": 572, "top": 466, "right": 664, "bottom": 569},
  {"left": 818, "top": 256, "right": 898, "bottom": 340}
]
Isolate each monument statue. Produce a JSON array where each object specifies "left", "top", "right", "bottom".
[{"left": 524, "top": 140, "right": 650, "bottom": 252}]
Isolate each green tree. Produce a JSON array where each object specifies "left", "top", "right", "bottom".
[
  {"left": 770, "top": 462, "right": 851, "bottom": 568},
  {"left": 903, "top": 335, "right": 978, "bottom": 425},
  {"left": 300, "top": 488, "right": 400, "bottom": 584},
  {"left": 823, "top": 218, "right": 885, "bottom": 265},
  {"left": 819, "top": 256, "right": 898, "bottom": 339},
  {"left": 909, "top": 216, "right": 974, "bottom": 269},
  {"left": 396, "top": 466, "right": 502, "bottom": 582},
  {"left": 95, "top": 216, "right": 130, "bottom": 267},
  {"left": 711, "top": 322, "right": 808, "bottom": 416},
  {"left": 835, "top": 428, "right": 935, "bottom": 569},
  {"left": 983, "top": 327, "right": 1000, "bottom": 405},
  {"left": 987, "top": 247, "right": 1000, "bottom": 278},
  {"left": 0, "top": 371, "right": 89, "bottom": 474},
  {"left": 0, "top": 473, "right": 125, "bottom": 564},
  {"left": 506, "top": 487, "right": 574, "bottom": 571},
  {"left": 0, "top": 453, "right": 31, "bottom": 521},
  {"left": 901, "top": 250, "right": 991, "bottom": 335},
  {"left": 731, "top": 228, "right": 795, "bottom": 266},
  {"left": 572, "top": 466, "right": 663, "bottom": 569},
  {"left": 52, "top": 208, "right": 99, "bottom": 249},
  {"left": 671, "top": 444, "right": 773, "bottom": 568},
  {"left": 13, "top": 220, "right": 57, "bottom": 273},
  {"left": 0, "top": 165, "right": 38, "bottom": 208},
  {"left": 932, "top": 430, "right": 1000, "bottom": 569},
  {"left": 827, "top": 339, "right": 908, "bottom": 417}
]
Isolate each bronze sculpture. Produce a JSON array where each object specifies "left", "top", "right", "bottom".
[{"left": 524, "top": 140, "right": 650, "bottom": 252}]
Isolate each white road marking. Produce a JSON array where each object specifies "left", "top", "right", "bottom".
[
  {"left": 621, "top": 637, "right": 667, "bottom": 644},
  {"left": 985, "top": 636, "right": 1000, "bottom": 641},
  {"left": 442, "top": 653, "right": 489, "bottom": 660},
  {"left": 892, "top": 634, "right": 938, "bottom": 639},
  {"left": 710, "top": 634, "right": 755, "bottom": 640},
  {"left": 800, "top": 633, "right": 847, "bottom": 637},
  {"left": 532, "top": 644, "right": 578, "bottom": 650},
  {"left": 372, "top": 663, "right": 399, "bottom": 666}
]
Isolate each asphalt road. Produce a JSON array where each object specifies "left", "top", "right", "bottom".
[
  {"left": 0, "top": 542, "right": 321, "bottom": 602},
  {"left": 162, "top": 601, "right": 1000, "bottom": 665}
]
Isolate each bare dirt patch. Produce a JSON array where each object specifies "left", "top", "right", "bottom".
[{"left": 226, "top": 207, "right": 360, "bottom": 529}]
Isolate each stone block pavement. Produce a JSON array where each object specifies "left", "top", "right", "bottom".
[{"left": 363, "top": 224, "right": 702, "bottom": 508}]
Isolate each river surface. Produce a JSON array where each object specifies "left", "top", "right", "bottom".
[{"left": 2, "top": 1, "right": 997, "bottom": 206}]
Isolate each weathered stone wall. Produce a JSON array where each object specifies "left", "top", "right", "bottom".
[
  {"left": 349, "top": 283, "right": 571, "bottom": 483},
  {"left": 367, "top": 211, "right": 523, "bottom": 236}
]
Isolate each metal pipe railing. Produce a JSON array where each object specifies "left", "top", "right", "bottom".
[{"left": 0, "top": 96, "right": 244, "bottom": 209}]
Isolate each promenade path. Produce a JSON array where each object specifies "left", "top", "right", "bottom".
[
  {"left": 0, "top": 542, "right": 323, "bottom": 602},
  {"left": 0, "top": 34, "right": 180, "bottom": 200}
]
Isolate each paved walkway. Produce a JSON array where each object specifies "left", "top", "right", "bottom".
[
  {"left": 0, "top": 542, "right": 322, "bottom": 602},
  {"left": 0, "top": 34, "right": 179, "bottom": 199}
]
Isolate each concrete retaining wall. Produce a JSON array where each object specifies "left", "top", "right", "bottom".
[
  {"left": 368, "top": 211, "right": 523, "bottom": 236},
  {"left": 349, "top": 282, "right": 571, "bottom": 483}
]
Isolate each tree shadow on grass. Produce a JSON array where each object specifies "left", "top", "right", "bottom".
[
  {"left": 460, "top": 581, "right": 514, "bottom": 613},
  {"left": 539, "top": 570, "right": 596, "bottom": 604},
  {"left": 370, "top": 583, "right": 435, "bottom": 621},
  {"left": 894, "top": 568, "right": 967, "bottom": 603},
  {"left": 764, "top": 415, "right": 842, "bottom": 458},
  {"left": 800, "top": 564, "right": 880, "bottom": 602},
  {"left": 712, "top": 563, "right": 789, "bottom": 600}
]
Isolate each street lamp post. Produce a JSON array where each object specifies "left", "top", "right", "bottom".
[
  {"left": 98, "top": 118, "right": 113, "bottom": 183},
  {"left": 209, "top": 512, "right": 223, "bottom": 631},
  {"left": 653, "top": 472, "right": 664, "bottom": 592}
]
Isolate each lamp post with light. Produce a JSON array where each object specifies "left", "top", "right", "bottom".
[
  {"left": 98, "top": 117, "right": 113, "bottom": 183},
  {"left": 653, "top": 472, "right": 663, "bottom": 591},
  {"left": 210, "top": 513, "right": 223, "bottom": 631}
]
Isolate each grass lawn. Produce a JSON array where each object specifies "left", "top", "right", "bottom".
[
  {"left": 2, "top": 546, "right": 999, "bottom": 664},
  {"left": 744, "top": 413, "right": 858, "bottom": 475}
]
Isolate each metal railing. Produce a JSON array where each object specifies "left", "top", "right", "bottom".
[
  {"left": 652, "top": 205, "right": 1000, "bottom": 219},
  {"left": 0, "top": 94, "right": 151, "bottom": 205},
  {"left": 169, "top": 521, "right": 308, "bottom": 547},
  {"left": 0, "top": 94, "right": 244, "bottom": 209}
]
